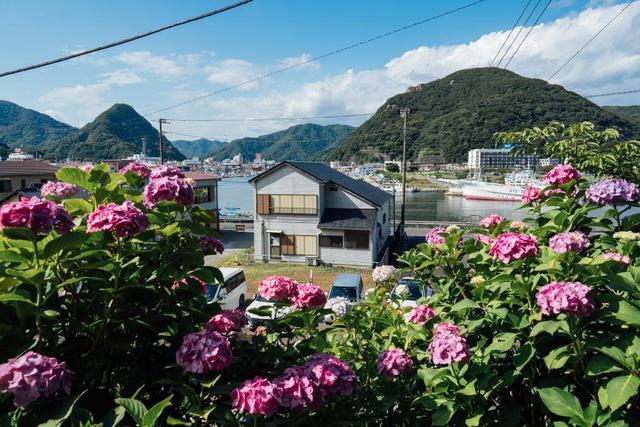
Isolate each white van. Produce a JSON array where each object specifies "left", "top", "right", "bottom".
[{"left": 205, "top": 267, "right": 248, "bottom": 310}]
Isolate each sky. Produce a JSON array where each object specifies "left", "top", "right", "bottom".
[{"left": 0, "top": 0, "right": 638, "bottom": 141}]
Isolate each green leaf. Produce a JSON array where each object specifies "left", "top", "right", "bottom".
[
  {"left": 513, "top": 342, "right": 535, "bottom": 371},
  {"left": 605, "top": 375, "right": 640, "bottom": 412},
  {"left": 1, "top": 227, "right": 36, "bottom": 241},
  {"left": 544, "top": 345, "right": 572, "bottom": 370},
  {"left": 0, "top": 293, "right": 35, "bottom": 305},
  {"left": 530, "top": 320, "right": 567, "bottom": 337},
  {"left": 115, "top": 398, "right": 147, "bottom": 426},
  {"left": 142, "top": 395, "right": 173, "bottom": 427},
  {"left": 586, "top": 354, "right": 624, "bottom": 376},
  {"left": 102, "top": 406, "right": 126, "bottom": 427},
  {"left": 43, "top": 231, "right": 87, "bottom": 258},
  {"left": 538, "top": 387, "right": 583, "bottom": 419},
  {"left": 432, "top": 402, "right": 455, "bottom": 426},
  {"left": 0, "top": 251, "right": 30, "bottom": 264},
  {"left": 38, "top": 390, "right": 87, "bottom": 427},
  {"left": 63, "top": 198, "right": 94, "bottom": 215},
  {"left": 486, "top": 332, "right": 517, "bottom": 354},
  {"left": 450, "top": 298, "right": 479, "bottom": 312},
  {"left": 610, "top": 301, "right": 640, "bottom": 327},
  {"left": 56, "top": 167, "right": 93, "bottom": 191},
  {"left": 597, "top": 386, "right": 608, "bottom": 409}
]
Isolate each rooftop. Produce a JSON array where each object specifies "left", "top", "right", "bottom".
[
  {"left": 319, "top": 208, "right": 377, "bottom": 230},
  {"left": 0, "top": 160, "right": 60, "bottom": 177},
  {"left": 184, "top": 171, "right": 219, "bottom": 181}
]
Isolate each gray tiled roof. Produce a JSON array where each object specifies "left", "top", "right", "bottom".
[
  {"left": 250, "top": 161, "right": 392, "bottom": 207},
  {"left": 318, "top": 208, "right": 376, "bottom": 230}
]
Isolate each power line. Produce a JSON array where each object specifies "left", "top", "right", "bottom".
[
  {"left": 164, "top": 112, "right": 375, "bottom": 122},
  {"left": 0, "top": 0, "right": 253, "bottom": 79},
  {"left": 502, "top": 0, "right": 552, "bottom": 69},
  {"left": 145, "top": 0, "right": 491, "bottom": 116},
  {"left": 488, "top": 0, "right": 533, "bottom": 67},
  {"left": 547, "top": 1, "right": 636, "bottom": 81},
  {"left": 585, "top": 88, "right": 640, "bottom": 98},
  {"left": 494, "top": 0, "right": 543, "bottom": 68}
]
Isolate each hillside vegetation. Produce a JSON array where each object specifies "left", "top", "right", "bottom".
[
  {"left": 172, "top": 138, "right": 228, "bottom": 158},
  {"left": 331, "top": 68, "right": 640, "bottom": 162},
  {"left": 604, "top": 105, "right": 640, "bottom": 125}
]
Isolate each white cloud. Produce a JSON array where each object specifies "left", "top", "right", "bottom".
[
  {"left": 115, "top": 51, "right": 188, "bottom": 79},
  {"left": 276, "top": 54, "right": 320, "bottom": 70},
  {"left": 206, "top": 59, "right": 261, "bottom": 89},
  {"left": 101, "top": 69, "right": 144, "bottom": 86}
]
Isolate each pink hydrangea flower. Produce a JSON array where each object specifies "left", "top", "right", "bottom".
[
  {"left": 40, "top": 181, "right": 79, "bottom": 199},
  {"left": 536, "top": 281, "right": 595, "bottom": 317},
  {"left": 586, "top": 179, "right": 640, "bottom": 206},
  {"left": 143, "top": 176, "right": 194, "bottom": 208},
  {"left": 474, "top": 234, "right": 494, "bottom": 245},
  {"left": 172, "top": 276, "right": 208, "bottom": 296},
  {"left": 377, "top": 348, "right": 413, "bottom": 379},
  {"left": 0, "top": 352, "right": 72, "bottom": 407},
  {"left": 231, "top": 376, "right": 281, "bottom": 417},
  {"left": 428, "top": 322, "right": 469, "bottom": 365},
  {"left": 258, "top": 276, "right": 297, "bottom": 302},
  {"left": 86, "top": 201, "right": 149, "bottom": 238},
  {"left": 0, "top": 197, "right": 74, "bottom": 234},
  {"left": 602, "top": 252, "right": 630, "bottom": 265},
  {"left": 199, "top": 236, "right": 224, "bottom": 254},
  {"left": 479, "top": 214, "right": 504, "bottom": 228},
  {"left": 510, "top": 221, "right": 527, "bottom": 231},
  {"left": 303, "top": 353, "right": 357, "bottom": 397},
  {"left": 206, "top": 309, "right": 247, "bottom": 334},
  {"left": 273, "top": 366, "right": 322, "bottom": 410},
  {"left": 425, "top": 226, "right": 446, "bottom": 246},
  {"left": 119, "top": 162, "right": 151, "bottom": 179},
  {"left": 489, "top": 232, "right": 538, "bottom": 263},
  {"left": 404, "top": 304, "right": 436, "bottom": 325},
  {"left": 175, "top": 329, "right": 232, "bottom": 373},
  {"left": 149, "top": 165, "right": 185, "bottom": 179},
  {"left": 255, "top": 326, "right": 267, "bottom": 335},
  {"left": 543, "top": 164, "right": 580, "bottom": 185},
  {"left": 522, "top": 187, "right": 541, "bottom": 203},
  {"left": 548, "top": 231, "right": 590, "bottom": 254},
  {"left": 291, "top": 283, "right": 327, "bottom": 309}
]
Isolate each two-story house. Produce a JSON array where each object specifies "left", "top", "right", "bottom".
[
  {"left": 0, "top": 159, "right": 60, "bottom": 204},
  {"left": 250, "top": 161, "right": 393, "bottom": 268},
  {"left": 185, "top": 171, "right": 220, "bottom": 230}
]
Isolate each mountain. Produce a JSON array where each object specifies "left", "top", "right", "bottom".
[
  {"left": 331, "top": 68, "right": 640, "bottom": 162},
  {"left": 209, "top": 123, "right": 355, "bottom": 161},
  {"left": 171, "top": 138, "right": 228, "bottom": 158},
  {"left": 603, "top": 105, "right": 640, "bottom": 125},
  {"left": 46, "top": 104, "right": 184, "bottom": 161},
  {"left": 0, "top": 100, "right": 76, "bottom": 151}
]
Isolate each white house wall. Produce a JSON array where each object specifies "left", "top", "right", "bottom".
[
  {"left": 319, "top": 229, "right": 373, "bottom": 267},
  {"left": 255, "top": 166, "right": 319, "bottom": 196},
  {"left": 325, "top": 187, "right": 373, "bottom": 210}
]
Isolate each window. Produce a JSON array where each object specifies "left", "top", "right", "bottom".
[
  {"left": 256, "top": 194, "right": 317, "bottom": 215},
  {"left": 328, "top": 185, "right": 338, "bottom": 191},
  {"left": 225, "top": 272, "right": 246, "bottom": 292},
  {"left": 195, "top": 186, "right": 215, "bottom": 204},
  {"left": 279, "top": 234, "right": 317, "bottom": 256},
  {"left": 320, "top": 235, "right": 343, "bottom": 248},
  {"left": 21, "top": 179, "right": 26, "bottom": 188},
  {"left": 344, "top": 230, "right": 369, "bottom": 249},
  {"left": 0, "top": 180, "right": 11, "bottom": 192},
  {"left": 270, "top": 234, "right": 281, "bottom": 258},
  {"left": 383, "top": 213, "right": 387, "bottom": 224}
]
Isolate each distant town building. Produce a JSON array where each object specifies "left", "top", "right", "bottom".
[
  {"left": 539, "top": 158, "right": 561, "bottom": 167},
  {"left": 7, "top": 148, "right": 34, "bottom": 161},
  {"left": 0, "top": 157, "right": 59, "bottom": 203},
  {"left": 355, "top": 163, "right": 384, "bottom": 175},
  {"left": 232, "top": 154, "right": 243, "bottom": 164},
  {"left": 181, "top": 157, "right": 201, "bottom": 167},
  {"left": 467, "top": 148, "right": 548, "bottom": 170},
  {"left": 251, "top": 161, "right": 393, "bottom": 267},
  {"left": 254, "top": 153, "right": 263, "bottom": 163}
]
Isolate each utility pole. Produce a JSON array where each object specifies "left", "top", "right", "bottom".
[
  {"left": 400, "top": 108, "right": 410, "bottom": 229},
  {"left": 158, "top": 119, "right": 169, "bottom": 164}
]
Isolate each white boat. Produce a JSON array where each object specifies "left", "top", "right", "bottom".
[{"left": 461, "top": 169, "right": 542, "bottom": 202}]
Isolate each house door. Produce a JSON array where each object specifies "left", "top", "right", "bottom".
[{"left": 269, "top": 234, "right": 281, "bottom": 258}]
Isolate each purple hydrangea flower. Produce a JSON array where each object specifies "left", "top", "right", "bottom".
[
  {"left": 175, "top": 329, "right": 232, "bottom": 373},
  {"left": 548, "top": 231, "right": 591, "bottom": 254},
  {"left": 143, "top": 176, "right": 194, "bottom": 208},
  {"left": 586, "top": 179, "right": 639, "bottom": 205}
]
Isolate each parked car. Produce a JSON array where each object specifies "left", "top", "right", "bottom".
[
  {"left": 204, "top": 267, "right": 248, "bottom": 310},
  {"left": 390, "top": 277, "right": 432, "bottom": 308},
  {"left": 323, "top": 273, "right": 364, "bottom": 323},
  {"left": 245, "top": 295, "right": 291, "bottom": 329}
]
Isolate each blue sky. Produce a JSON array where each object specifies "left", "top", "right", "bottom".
[{"left": 0, "top": 0, "right": 638, "bottom": 140}]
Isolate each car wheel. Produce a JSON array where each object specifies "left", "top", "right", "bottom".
[{"left": 238, "top": 294, "right": 246, "bottom": 308}]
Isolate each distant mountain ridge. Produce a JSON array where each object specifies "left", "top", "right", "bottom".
[
  {"left": 45, "top": 104, "right": 184, "bottom": 161},
  {"left": 331, "top": 68, "right": 640, "bottom": 162},
  {"left": 603, "top": 105, "right": 640, "bottom": 125},
  {"left": 0, "top": 100, "right": 76, "bottom": 151},
  {"left": 209, "top": 123, "right": 355, "bottom": 161},
  {"left": 172, "top": 138, "right": 228, "bottom": 158}
]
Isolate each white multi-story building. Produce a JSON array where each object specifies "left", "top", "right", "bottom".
[
  {"left": 355, "top": 163, "right": 384, "bottom": 176},
  {"left": 250, "top": 161, "right": 393, "bottom": 267},
  {"left": 467, "top": 148, "right": 543, "bottom": 170}
]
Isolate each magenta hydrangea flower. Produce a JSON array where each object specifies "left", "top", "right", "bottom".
[
  {"left": 479, "top": 214, "right": 504, "bottom": 228},
  {"left": 273, "top": 366, "right": 322, "bottom": 411},
  {"left": 474, "top": 234, "right": 494, "bottom": 245},
  {"left": 548, "top": 231, "right": 591, "bottom": 254},
  {"left": 522, "top": 186, "right": 541, "bottom": 203},
  {"left": 86, "top": 201, "right": 148, "bottom": 238},
  {"left": 258, "top": 276, "right": 298, "bottom": 302},
  {"left": 149, "top": 165, "right": 185, "bottom": 179},
  {"left": 586, "top": 179, "right": 640, "bottom": 206},
  {"left": 40, "top": 181, "right": 80, "bottom": 199},
  {"left": 428, "top": 322, "right": 469, "bottom": 365},
  {"left": 377, "top": 348, "right": 413, "bottom": 379},
  {"left": 404, "top": 304, "right": 436, "bottom": 325},
  {"left": 119, "top": 162, "right": 151, "bottom": 179},
  {"left": 199, "top": 235, "right": 224, "bottom": 254},
  {"left": 0, "top": 352, "right": 72, "bottom": 407},
  {"left": 231, "top": 376, "right": 281, "bottom": 417},
  {"left": 425, "top": 226, "right": 446, "bottom": 246},
  {"left": 535, "top": 281, "right": 595, "bottom": 317},
  {"left": 543, "top": 164, "right": 580, "bottom": 185},
  {"left": 0, "top": 197, "right": 73, "bottom": 234},
  {"left": 489, "top": 232, "right": 538, "bottom": 263},
  {"left": 291, "top": 283, "right": 327, "bottom": 309},
  {"left": 172, "top": 275, "right": 208, "bottom": 296},
  {"left": 206, "top": 309, "right": 247, "bottom": 334},
  {"left": 602, "top": 252, "right": 630, "bottom": 265},
  {"left": 175, "top": 329, "right": 232, "bottom": 374},
  {"left": 143, "top": 176, "right": 194, "bottom": 208},
  {"left": 303, "top": 353, "right": 357, "bottom": 397}
]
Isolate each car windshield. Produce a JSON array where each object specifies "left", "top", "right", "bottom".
[
  {"left": 329, "top": 286, "right": 357, "bottom": 301},
  {"left": 205, "top": 284, "right": 220, "bottom": 303},
  {"left": 393, "top": 281, "right": 424, "bottom": 300}
]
